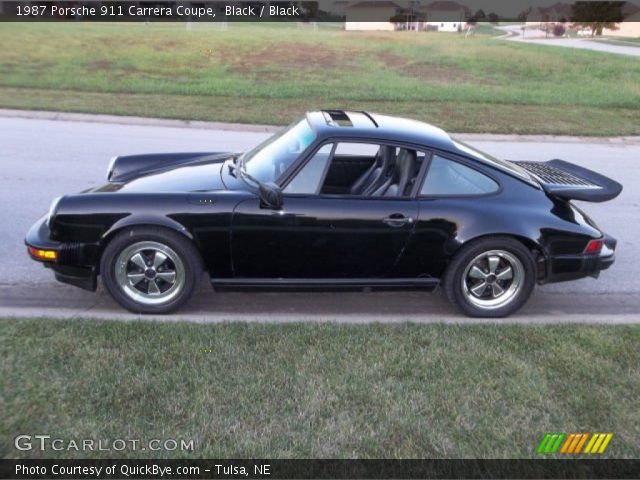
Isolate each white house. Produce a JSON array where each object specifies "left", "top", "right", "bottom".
[
  {"left": 603, "top": 15, "right": 640, "bottom": 37},
  {"left": 422, "top": 1, "right": 469, "bottom": 32},
  {"left": 604, "top": 4, "right": 640, "bottom": 37}
]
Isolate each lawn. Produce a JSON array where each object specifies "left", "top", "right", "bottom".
[
  {"left": 0, "top": 22, "right": 639, "bottom": 135},
  {"left": 1, "top": 318, "right": 638, "bottom": 459}
]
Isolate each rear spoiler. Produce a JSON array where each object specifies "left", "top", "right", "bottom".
[{"left": 513, "top": 159, "right": 622, "bottom": 203}]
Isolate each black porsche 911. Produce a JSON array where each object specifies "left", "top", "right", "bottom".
[{"left": 26, "top": 110, "right": 622, "bottom": 317}]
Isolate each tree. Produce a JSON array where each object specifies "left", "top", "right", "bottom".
[
  {"left": 472, "top": 9, "right": 486, "bottom": 20},
  {"left": 487, "top": 12, "right": 499, "bottom": 24},
  {"left": 301, "top": 2, "right": 318, "bottom": 18},
  {"left": 571, "top": 1, "right": 624, "bottom": 36}
]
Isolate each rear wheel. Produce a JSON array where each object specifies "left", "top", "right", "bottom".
[
  {"left": 443, "top": 237, "right": 536, "bottom": 317},
  {"left": 100, "top": 227, "right": 202, "bottom": 313}
]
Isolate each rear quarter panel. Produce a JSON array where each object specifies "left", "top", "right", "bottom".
[{"left": 391, "top": 172, "right": 603, "bottom": 278}]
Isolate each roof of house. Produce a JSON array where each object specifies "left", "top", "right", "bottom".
[
  {"left": 539, "top": 2, "right": 573, "bottom": 18},
  {"left": 422, "top": 1, "right": 469, "bottom": 12},
  {"left": 622, "top": 2, "right": 640, "bottom": 17},
  {"left": 347, "top": 1, "right": 400, "bottom": 9}
]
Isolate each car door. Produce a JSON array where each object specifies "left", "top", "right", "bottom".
[
  {"left": 391, "top": 153, "right": 502, "bottom": 278},
  {"left": 231, "top": 142, "right": 419, "bottom": 279}
]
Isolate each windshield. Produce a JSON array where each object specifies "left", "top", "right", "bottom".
[
  {"left": 453, "top": 140, "right": 537, "bottom": 185},
  {"left": 242, "top": 118, "right": 316, "bottom": 183}
]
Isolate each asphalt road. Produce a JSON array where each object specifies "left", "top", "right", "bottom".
[{"left": 1, "top": 115, "right": 639, "bottom": 323}]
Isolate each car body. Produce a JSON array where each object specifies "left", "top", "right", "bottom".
[{"left": 26, "top": 110, "right": 622, "bottom": 317}]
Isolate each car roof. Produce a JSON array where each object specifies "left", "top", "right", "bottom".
[{"left": 306, "top": 110, "right": 455, "bottom": 151}]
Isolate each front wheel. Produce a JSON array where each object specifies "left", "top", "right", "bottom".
[
  {"left": 443, "top": 237, "right": 536, "bottom": 317},
  {"left": 100, "top": 227, "right": 202, "bottom": 314}
]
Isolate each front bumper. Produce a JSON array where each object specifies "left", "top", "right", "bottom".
[
  {"left": 25, "top": 215, "right": 97, "bottom": 291},
  {"left": 545, "top": 234, "right": 616, "bottom": 283}
]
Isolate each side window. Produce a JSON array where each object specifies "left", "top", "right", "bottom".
[
  {"left": 421, "top": 155, "right": 498, "bottom": 196},
  {"left": 283, "top": 144, "right": 333, "bottom": 194},
  {"left": 324, "top": 142, "right": 389, "bottom": 196},
  {"left": 334, "top": 143, "right": 380, "bottom": 156}
]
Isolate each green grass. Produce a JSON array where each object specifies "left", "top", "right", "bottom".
[
  {"left": 1, "top": 318, "right": 639, "bottom": 459},
  {"left": 0, "top": 22, "right": 639, "bottom": 135}
]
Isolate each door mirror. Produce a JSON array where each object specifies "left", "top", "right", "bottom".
[{"left": 259, "top": 182, "right": 283, "bottom": 210}]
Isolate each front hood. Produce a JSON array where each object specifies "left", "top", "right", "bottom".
[
  {"left": 94, "top": 162, "right": 233, "bottom": 193},
  {"left": 108, "top": 151, "right": 232, "bottom": 183},
  {"left": 93, "top": 153, "right": 246, "bottom": 193},
  {"left": 113, "top": 162, "right": 228, "bottom": 193}
]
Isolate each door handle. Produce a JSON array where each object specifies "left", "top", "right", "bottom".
[{"left": 382, "top": 214, "right": 414, "bottom": 227}]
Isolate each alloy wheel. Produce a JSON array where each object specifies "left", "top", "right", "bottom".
[
  {"left": 114, "top": 241, "right": 185, "bottom": 306},
  {"left": 461, "top": 249, "right": 525, "bottom": 310}
]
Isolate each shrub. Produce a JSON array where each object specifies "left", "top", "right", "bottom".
[{"left": 552, "top": 23, "right": 566, "bottom": 37}]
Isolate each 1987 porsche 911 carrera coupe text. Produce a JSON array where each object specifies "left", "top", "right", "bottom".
[{"left": 26, "top": 111, "right": 622, "bottom": 317}]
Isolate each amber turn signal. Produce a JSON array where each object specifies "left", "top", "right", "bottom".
[{"left": 28, "top": 246, "right": 57, "bottom": 261}]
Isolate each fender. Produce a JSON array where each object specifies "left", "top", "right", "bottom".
[{"left": 101, "top": 214, "right": 194, "bottom": 246}]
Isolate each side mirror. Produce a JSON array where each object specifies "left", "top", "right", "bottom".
[{"left": 259, "top": 182, "right": 283, "bottom": 210}]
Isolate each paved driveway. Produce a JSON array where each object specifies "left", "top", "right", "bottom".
[{"left": 497, "top": 25, "right": 640, "bottom": 57}]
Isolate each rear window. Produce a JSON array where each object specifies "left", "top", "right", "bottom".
[
  {"left": 453, "top": 140, "right": 537, "bottom": 185},
  {"left": 421, "top": 155, "right": 498, "bottom": 196}
]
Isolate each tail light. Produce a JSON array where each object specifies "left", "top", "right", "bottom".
[{"left": 584, "top": 239, "right": 603, "bottom": 254}]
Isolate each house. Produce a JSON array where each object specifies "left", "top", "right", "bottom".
[
  {"left": 543, "top": 2, "right": 572, "bottom": 22},
  {"left": 526, "top": 2, "right": 572, "bottom": 26},
  {"left": 525, "top": 7, "right": 546, "bottom": 26},
  {"left": 331, "top": 1, "right": 349, "bottom": 16},
  {"left": 422, "top": 1, "right": 470, "bottom": 32},
  {"left": 344, "top": 1, "right": 401, "bottom": 31},
  {"left": 603, "top": 11, "right": 640, "bottom": 37}
]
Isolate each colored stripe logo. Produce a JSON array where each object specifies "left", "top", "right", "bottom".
[{"left": 537, "top": 433, "right": 613, "bottom": 454}]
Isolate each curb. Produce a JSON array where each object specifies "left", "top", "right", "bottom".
[
  {"left": 1, "top": 108, "right": 639, "bottom": 144},
  {"left": 2, "top": 307, "right": 638, "bottom": 325},
  {"left": 0, "top": 108, "right": 279, "bottom": 133}
]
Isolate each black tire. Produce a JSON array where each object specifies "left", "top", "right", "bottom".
[
  {"left": 100, "top": 226, "right": 203, "bottom": 314},
  {"left": 442, "top": 236, "right": 536, "bottom": 318}
]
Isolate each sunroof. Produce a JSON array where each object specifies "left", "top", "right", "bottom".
[
  {"left": 321, "top": 110, "right": 379, "bottom": 128},
  {"left": 323, "top": 110, "right": 353, "bottom": 127}
]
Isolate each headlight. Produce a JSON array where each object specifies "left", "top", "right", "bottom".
[{"left": 46, "top": 196, "right": 62, "bottom": 227}]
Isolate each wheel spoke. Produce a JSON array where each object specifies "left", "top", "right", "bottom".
[
  {"left": 469, "top": 265, "right": 488, "bottom": 279},
  {"left": 130, "top": 253, "right": 147, "bottom": 270},
  {"left": 127, "top": 273, "right": 145, "bottom": 285},
  {"left": 156, "top": 271, "right": 176, "bottom": 284},
  {"left": 491, "top": 283, "right": 505, "bottom": 298},
  {"left": 147, "top": 279, "right": 161, "bottom": 295},
  {"left": 496, "top": 266, "right": 513, "bottom": 281},
  {"left": 152, "top": 251, "right": 168, "bottom": 268},
  {"left": 471, "top": 281, "right": 488, "bottom": 297},
  {"left": 487, "top": 255, "right": 500, "bottom": 274}
]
